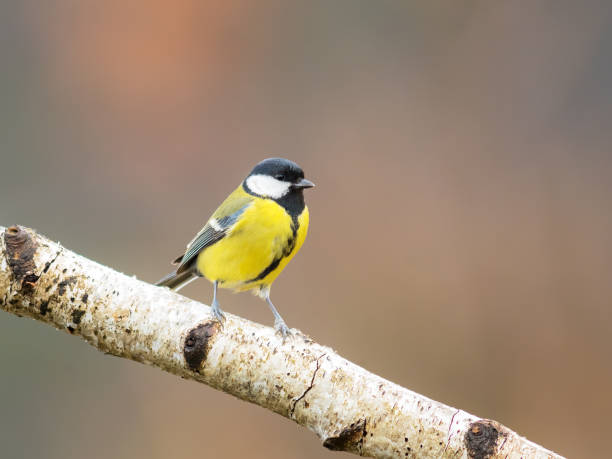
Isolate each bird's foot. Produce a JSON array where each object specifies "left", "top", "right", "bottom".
[
  {"left": 211, "top": 301, "right": 226, "bottom": 325},
  {"left": 274, "top": 319, "right": 291, "bottom": 339}
]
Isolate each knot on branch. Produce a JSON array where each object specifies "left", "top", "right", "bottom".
[
  {"left": 465, "top": 419, "right": 506, "bottom": 459},
  {"left": 183, "top": 321, "right": 219, "bottom": 371},
  {"left": 3, "top": 226, "right": 39, "bottom": 291},
  {"left": 323, "top": 418, "right": 367, "bottom": 454}
]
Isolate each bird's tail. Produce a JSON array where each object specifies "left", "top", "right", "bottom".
[{"left": 155, "top": 270, "right": 198, "bottom": 291}]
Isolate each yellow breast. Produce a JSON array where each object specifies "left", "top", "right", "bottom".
[{"left": 196, "top": 197, "right": 309, "bottom": 292}]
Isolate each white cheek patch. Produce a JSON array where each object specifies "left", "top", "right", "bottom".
[{"left": 246, "top": 174, "right": 291, "bottom": 199}]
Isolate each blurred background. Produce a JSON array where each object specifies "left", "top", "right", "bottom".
[{"left": 1, "top": 1, "right": 611, "bottom": 458}]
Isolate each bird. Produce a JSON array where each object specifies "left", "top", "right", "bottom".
[{"left": 156, "top": 158, "right": 314, "bottom": 337}]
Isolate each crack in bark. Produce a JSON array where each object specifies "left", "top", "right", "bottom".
[
  {"left": 443, "top": 409, "right": 460, "bottom": 455},
  {"left": 289, "top": 353, "right": 325, "bottom": 417},
  {"left": 43, "top": 248, "right": 63, "bottom": 274},
  {"left": 498, "top": 434, "right": 508, "bottom": 456}
]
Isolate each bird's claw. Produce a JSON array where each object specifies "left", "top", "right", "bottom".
[
  {"left": 274, "top": 319, "right": 291, "bottom": 340},
  {"left": 211, "top": 301, "right": 226, "bottom": 325}
]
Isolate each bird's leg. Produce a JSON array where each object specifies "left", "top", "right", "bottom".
[
  {"left": 210, "top": 280, "right": 226, "bottom": 324},
  {"left": 264, "top": 291, "right": 290, "bottom": 338}
]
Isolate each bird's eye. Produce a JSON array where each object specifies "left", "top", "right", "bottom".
[{"left": 275, "top": 174, "right": 285, "bottom": 181}]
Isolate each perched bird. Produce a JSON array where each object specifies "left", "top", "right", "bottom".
[{"left": 156, "top": 158, "right": 314, "bottom": 336}]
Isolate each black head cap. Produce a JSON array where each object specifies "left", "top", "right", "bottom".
[{"left": 248, "top": 158, "right": 305, "bottom": 183}]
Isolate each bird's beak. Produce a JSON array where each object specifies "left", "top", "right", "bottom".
[{"left": 294, "top": 178, "right": 315, "bottom": 189}]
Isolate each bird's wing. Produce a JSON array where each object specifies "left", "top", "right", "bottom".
[{"left": 175, "top": 190, "right": 253, "bottom": 273}]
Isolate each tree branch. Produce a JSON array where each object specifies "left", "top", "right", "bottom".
[{"left": 0, "top": 226, "right": 563, "bottom": 458}]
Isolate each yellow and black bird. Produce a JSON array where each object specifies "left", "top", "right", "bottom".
[{"left": 156, "top": 158, "right": 314, "bottom": 336}]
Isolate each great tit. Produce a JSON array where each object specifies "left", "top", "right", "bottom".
[{"left": 156, "top": 158, "right": 314, "bottom": 336}]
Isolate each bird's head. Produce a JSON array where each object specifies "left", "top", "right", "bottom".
[{"left": 244, "top": 158, "right": 314, "bottom": 199}]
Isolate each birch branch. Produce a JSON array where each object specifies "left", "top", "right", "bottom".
[{"left": 0, "top": 225, "right": 562, "bottom": 459}]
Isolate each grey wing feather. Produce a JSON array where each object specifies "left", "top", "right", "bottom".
[{"left": 175, "top": 203, "right": 250, "bottom": 273}]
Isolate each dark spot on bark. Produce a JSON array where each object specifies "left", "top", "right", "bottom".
[
  {"left": 3, "top": 226, "right": 38, "bottom": 287},
  {"left": 465, "top": 420, "right": 503, "bottom": 459},
  {"left": 81, "top": 293, "right": 88, "bottom": 303},
  {"left": 183, "top": 321, "right": 219, "bottom": 372},
  {"left": 67, "top": 326, "right": 75, "bottom": 334},
  {"left": 70, "top": 297, "right": 75, "bottom": 302},
  {"left": 72, "top": 309, "right": 85, "bottom": 325},
  {"left": 21, "top": 272, "right": 40, "bottom": 294},
  {"left": 125, "top": 328, "right": 131, "bottom": 334},
  {"left": 323, "top": 418, "right": 367, "bottom": 453},
  {"left": 62, "top": 268, "right": 67, "bottom": 274},
  {"left": 58, "top": 276, "right": 77, "bottom": 296},
  {"left": 40, "top": 300, "right": 49, "bottom": 316}
]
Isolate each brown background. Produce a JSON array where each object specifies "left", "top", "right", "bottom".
[{"left": 1, "top": 2, "right": 611, "bottom": 458}]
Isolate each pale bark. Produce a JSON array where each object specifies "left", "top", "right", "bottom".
[{"left": 0, "top": 226, "right": 563, "bottom": 459}]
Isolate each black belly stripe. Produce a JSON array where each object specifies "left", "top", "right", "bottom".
[
  {"left": 247, "top": 257, "right": 283, "bottom": 283},
  {"left": 246, "top": 220, "right": 299, "bottom": 283}
]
